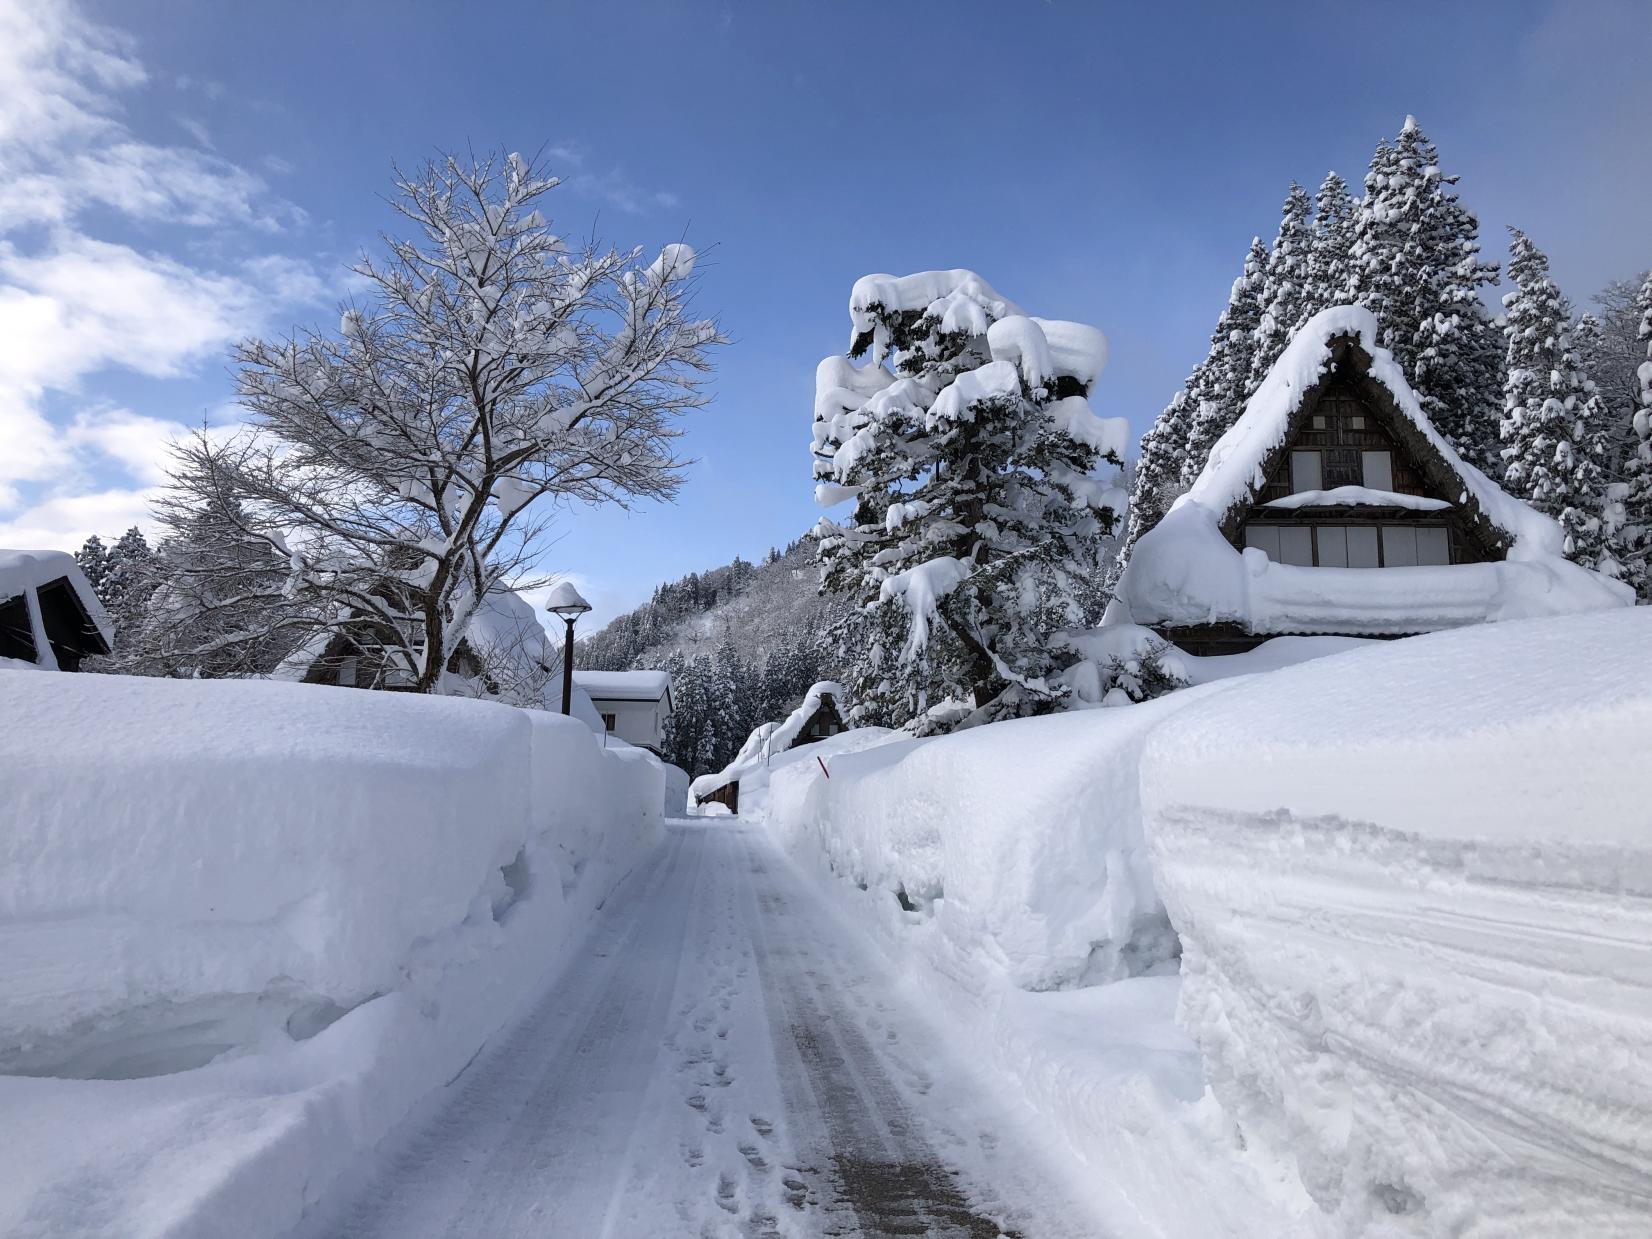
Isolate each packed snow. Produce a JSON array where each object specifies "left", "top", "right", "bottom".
[
  {"left": 0, "top": 671, "right": 663, "bottom": 1239},
  {"left": 1142, "top": 608, "right": 1652, "bottom": 1235}
]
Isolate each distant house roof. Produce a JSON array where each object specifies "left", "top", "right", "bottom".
[
  {"left": 1109, "top": 305, "right": 1632, "bottom": 638},
  {"left": 573, "top": 669, "right": 674, "bottom": 709},
  {"left": 0, "top": 549, "right": 114, "bottom": 670}
]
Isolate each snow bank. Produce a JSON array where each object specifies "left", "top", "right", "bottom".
[
  {"left": 0, "top": 671, "right": 662, "bottom": 1238},
  {"left": 764, "top": 694, "right": 1320, "bottom": 1237},
  {"left": 767, "top": 702, "right": 1201, "bottom": 990},
  {"left": 1143, "top": 609, "right": 1652, "bottom": 1234}
]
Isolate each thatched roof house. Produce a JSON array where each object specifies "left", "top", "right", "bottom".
[{"left": 1108, "top": 306, "right": 1632, "bottom": 654}]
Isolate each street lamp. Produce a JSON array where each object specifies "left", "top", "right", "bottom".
[{"left": 545, "top": 581, "right": 592, "bottom": 716}]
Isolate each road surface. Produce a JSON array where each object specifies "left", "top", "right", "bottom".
[{"left": 314, "top": 819, "right": 1101, "bottom": 1238}]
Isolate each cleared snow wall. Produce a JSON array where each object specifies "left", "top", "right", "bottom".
[
  {"left": 0, "top": 670, "right": 663, "bottom": 1237},
  {"left": 1141, "top": 609, "right": 1652, "bottom": 1235},
  {"left": 767, "top": 698, "right": 1211, "bottom": 992}
]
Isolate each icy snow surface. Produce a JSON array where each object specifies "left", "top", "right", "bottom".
[
  {"left": 1143, "top": 608, "right": 1652, "bottom": 1235},
  {"left": 0, "top": 671, "right": 663, "bottom": 1238}
]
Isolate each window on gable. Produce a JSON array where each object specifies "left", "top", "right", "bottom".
[
  {"left": 1361, "top": 450, "right": 1394, "bottom": 491},
  {"left": 1290, "top": 450, "right": 1322, "bottom": 493}
]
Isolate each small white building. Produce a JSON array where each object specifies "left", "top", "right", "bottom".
[
  {"left": 0, "top": 549, "right": 113, "bottom": 672},
  {"left": 572, "top": 670, "right": 675, "bottom": 756}
]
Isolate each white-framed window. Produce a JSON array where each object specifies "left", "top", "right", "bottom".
[{"left": 1361, "top": 450, "right": 1394, "bottom": 490}]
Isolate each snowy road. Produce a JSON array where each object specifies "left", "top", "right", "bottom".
[{"left": 310, "top": 819, "right": 1102, "bottom": 1239}]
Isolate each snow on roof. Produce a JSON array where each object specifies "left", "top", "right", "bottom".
[
  {"left": 1261, "top": 486, "right": 1452, "bottom": 512},
  {"left": 1110, "top": 306, "right": 1634, "bottom": 636},
  {"left": 0, "top": 548, "right": 114, "bottom": 648},
  {"left": 690, "top": 681, "right": 845, "bottom": 798},
  {"left": 573, "top": 669, "right": 673, "bottom": 704}
]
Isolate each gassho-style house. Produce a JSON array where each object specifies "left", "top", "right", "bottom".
[{"left": 1105, "top": 304, "right": 1632, "bottom": 655}]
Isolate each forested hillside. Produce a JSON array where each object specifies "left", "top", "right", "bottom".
[{"left": 574, "top": 536, "right": 851, "bottom": 773}]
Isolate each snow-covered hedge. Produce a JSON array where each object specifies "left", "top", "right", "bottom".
[
  {"left": 1142, "top": 609, "right": 1652, "bottom": 1235},
  {"left": 0, "top": 671, "right": 662, "bottom": 1238}
]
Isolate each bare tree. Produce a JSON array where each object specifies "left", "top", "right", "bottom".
[{"left": 178, "top": 149, "right": 722, "bottom": 692}]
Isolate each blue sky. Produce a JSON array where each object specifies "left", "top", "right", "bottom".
[{"left": 2, "top": 0, "right": 1647, "bottom": 629}]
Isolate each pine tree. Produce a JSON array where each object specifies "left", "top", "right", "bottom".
[
  {"left": 1248, "top": 183, "right": 1315, "bottom": 391},
  {"left": 1349, "top": 117, "right": 1503, "bottom": 471},
  {"left": 1620, "top": 273, "right": 1652, "bottom": 599},
  {"left": 1179, "top": 237, "right": 1269, "bottom": 486},
  {"left": 1499, "top": 230, "right": 1615, "bottom": 570},
  {"left": 74, "top": 535, "right": 110, "bottom": 598},
  {"left": 98, "top": 527, "right": 159, "bottom": 655},
  {"left": 813, "top": 272, "right": 1126, "bottom": 728},
  {"left": 1305, "top": 171, "right": 1356, "bottom": 317}
]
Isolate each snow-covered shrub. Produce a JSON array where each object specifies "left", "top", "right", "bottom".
[
  {"left": 1055, "top": 622, "right": 1190, "bottom": 707},
  {"left": 1142, "top": 609, "right": 1652, "bottom": 1235}
]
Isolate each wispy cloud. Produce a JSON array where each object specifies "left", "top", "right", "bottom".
[
  {"left": 541, "top": 141, "right": 681, "bottom": 217},
  {"left": 0, "top": 0, "right": 328, "bottom": 550}
]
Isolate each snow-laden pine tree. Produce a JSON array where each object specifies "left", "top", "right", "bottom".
[
  {"left": 1349, "top": 117, "right": 1503, "bottom": 471},
  {"left": 1306, "top": 171, "right": 1356, "bottom": 315},
  {"left": 191, "top": 150, "right": 721, "bottom": 695},
  {"left": 812, "top": 271, "right": 1128, "bottom": 729},
  {"left": 1108, "top": 391, "right": 1192, "bottom": 588},
  {"left": 97, "top": 527, "right": 159, "bottom": 657},
  {"left": 1248, "top": 184, "right": 1315, "bottom": 391},
  {"left": 1179, "top": 237, "right": 1270, "bottom": 487},
  {"left": 1620, "top": 273, "right": 1652, "bottom": 599},
  {"left": 74, "top": 535, "right": 109, "bottom": 599},
  {"left": 1499, "top": 229, "right": 1617, "bottom": 571}
]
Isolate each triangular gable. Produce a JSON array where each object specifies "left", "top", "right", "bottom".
[{"left": 1183, "top": 305, "right": 1560, "bottom": 561}]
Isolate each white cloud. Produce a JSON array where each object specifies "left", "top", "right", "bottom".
[
  {"left": 540, "top": 141, "right": 680, "bottom": 217},
  {"left": 0, "top": 0, "right": 327, "bottom": 551}
]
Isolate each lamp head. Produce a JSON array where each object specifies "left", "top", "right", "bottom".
[{"left": 545, "top": 580, "right": 592, "bottom": 622}]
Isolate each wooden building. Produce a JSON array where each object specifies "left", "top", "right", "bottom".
[
  {"left": 1109, "top": 306, "right": 1631, "bottom": 655},
  {"left": 690, "top": 683, "right": 846, "bottom": 814},
  {"left": 0, "top": 550, "right": 113, "bottom": 672}
]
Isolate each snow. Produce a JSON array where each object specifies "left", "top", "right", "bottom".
[
  {"left": 688, "top": 680, "right": 859, "bottom": 806},
  {"left": 571, "top": 668, "right": 672, "bottom": 702},
  {"left": 1261, "top": 485, "right": 1451, "bottom": 511},
  {"left": 0, "top": 670, "right": 663, "bottom": 1239},
  {"left": 928, "top": 359, "right": 1020, "bottom": 426},
  {"left": 848, "top": 269, "right": 1023, "bottom": 361},
  {"left": 1111, "top": 305, "right": 1634, "bottom": 636},
  {"left": 878, "top": 556, "right": 970, "bottom": 658},
  {"left": 762, "top": 690, "right": 1318, "bottom": 1237},
  {"left": 1141, "top": 609, "right": 1652, "bottom": 1234}
]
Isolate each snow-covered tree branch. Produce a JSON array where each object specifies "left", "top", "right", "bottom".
[{"left": 163, "top": 149, "right": 723, "bottom": 691}]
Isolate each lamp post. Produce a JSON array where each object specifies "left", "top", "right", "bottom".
[{"left": 545, "top": 581, "right": 592, "bottom": 716}]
